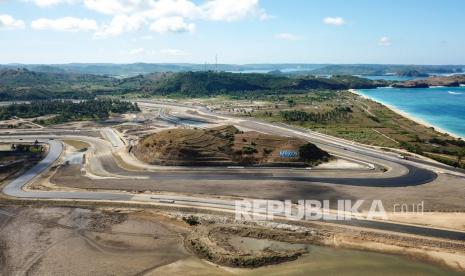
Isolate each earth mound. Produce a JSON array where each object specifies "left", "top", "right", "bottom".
[{"left": 132, "top": 125, "right": 329, "bottom": 166}]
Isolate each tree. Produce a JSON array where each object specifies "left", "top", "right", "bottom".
[
  {"left": 182, "top": 215, "right": 200, "bottom": 226},
  {"left": 457, "top": 148, "right": 465, "bottom": 166},
  {"left": 299, "top": 143, "right": 329, "bottom": 162},
  {"left": 0, "top": 99, "right": 139, "bottom": 124},
  {"left": 287, "top": 99, "right": 296, "bottom": 107}
]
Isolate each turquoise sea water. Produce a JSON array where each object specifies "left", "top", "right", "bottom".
[{"left": 357, "top": 86, "right": 465, "bottom": 138}]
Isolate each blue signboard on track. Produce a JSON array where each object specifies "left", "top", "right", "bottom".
[{"left": 280, "top": 150, "right": 298, "bottom": 158}]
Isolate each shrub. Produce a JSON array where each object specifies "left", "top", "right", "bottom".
[
  {"left": 299, "top": 143, "right": 329, "bottom": 162},
  {"left": 263, "top": 148, "right": 273, "bottom": 155},
  {"left": 242, "top": 146, "right": 258, "bottom": 155},
  {"left": 183, "top": 215, "right": 200, "bottom": 226}
]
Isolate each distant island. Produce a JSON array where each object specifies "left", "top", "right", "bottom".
[
  {"left": 396, "top": 70, "right": 429, "bottom": 77},
  {"left": 301, "top": 64, "right": 463, "bottom": 77},
  {"left": 393, "top": 74, "right": 465, "bottom": 88}
]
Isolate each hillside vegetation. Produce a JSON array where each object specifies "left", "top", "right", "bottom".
[
  {"left": 5, "top": 67, "right": 462, "bottom": 100},
  {"left": 0, "top": 99, "right": 140, "bottom": 124},
  {"left": 0, "top": 68, "right": 388, "bottom": 100},
  {"left": 243, "top": 90, "right": 465, "bottom": 168},
  {"left": 0, "top": 68, "right": 117, "bottom": 100},
  {"left": 126, "top": 72, "right": 388, "bottom": 97}
]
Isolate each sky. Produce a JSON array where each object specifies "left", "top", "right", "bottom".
[{"left": 1, "top": 0, "right": 465, "bottom": 65}]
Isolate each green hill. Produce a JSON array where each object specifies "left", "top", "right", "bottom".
[
  {"left": 126, "top": 71, "right": 387, "bottom": 97},
  {"left": 0, "top": 68, "right": 117, "bottom": 100},
  {"left": 0, "top": 69, "right": 389, "bottom": 100}
]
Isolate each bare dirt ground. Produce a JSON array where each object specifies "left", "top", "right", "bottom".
[
  {"left": 133, "top": 125, "right": 327, "bottom": 166},
  {"left": 62, "top": 140, "right": 90, "bottom": 151},
  {"left": 0, "top": 206, "right": 192, "bottom": 275},
  {"left": 1, "top": 205, "right": 464, "bottom": 275},
  {"left": 381, "top": 212, "right": 465, "bottom": 231}
]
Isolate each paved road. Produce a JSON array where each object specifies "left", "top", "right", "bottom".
[
  {"left": 3, "top": 140, "right": 63, "bottom": 198},
  {"left": 144, "top": 100, "right": 465, "bottom": 176},
  {"left": 3, "top": 144, "right": 465, "bottom": 242},
  {"left": 1, "top": 134, "right": 436, "bottom": 188}
]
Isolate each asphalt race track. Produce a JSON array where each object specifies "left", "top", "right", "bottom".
[{"left": 2, "top": 102, "right": 465, "bottom": 241}]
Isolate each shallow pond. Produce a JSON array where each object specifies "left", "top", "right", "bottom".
[{"left": 230, "top": 237, "right": 461, "bottom": 276}]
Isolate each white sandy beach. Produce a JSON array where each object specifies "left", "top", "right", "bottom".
[{"left": 348, "top": 89, "right": 464, "bottom": 139}]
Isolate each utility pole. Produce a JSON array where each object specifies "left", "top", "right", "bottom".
[{"left": 215, "top": 54, "right": 218, "bottom": 72}]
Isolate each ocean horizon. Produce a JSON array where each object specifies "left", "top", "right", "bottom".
[{"left": 357, "top": 86, "right": 465, "bottom": 139}]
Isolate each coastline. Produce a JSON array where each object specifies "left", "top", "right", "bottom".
[{"left": 348, "top": 89, "right": 464, "bottom": 140}]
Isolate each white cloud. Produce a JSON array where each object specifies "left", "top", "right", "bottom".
[
  {"left": 83, "top": 0, "right": 134, "bottom": 15},
  {"left": 27, "top": 0, "right": 269, "bottom": 36},
  {"left": 275, "top": 33, "right": 302, "bottom": 41},
  {"left": 150, "top": 16, "right": 195, "bottom": 33},
  {"left": 30, "top": 0, "right": 78, "bottom": 7},
  {"left": 129, "top": 47, "right": 146, "bottom": 55},
  {"left": 31, "top": 17, "right": 98, "bottom": 31},
  {"left": 201, "top": 0, "right": 269, "bottom": 22},
  {"left": 159, "top": 48, "right": 188, "bottom": 56},
  {"left": 86, "top": 0, "right": 268, "bottom": 35},
  {"left": 140, "top": 0, "right": 201, "bottom": 20},
  {"left": 323, "top": 16, "right": 345, "bottom": 26},
  {"left": 84, "top": 0, "right": 200, "bottom": 17},
  {"left": 82, "top": 0, "right": 267, "bottom": 21},
  {"left": 140, "top": 35, "right": 153, "bottom": 40},
  {"left": 94, "top": 14, "right": 145, "bottom": 38},
  {"left": 378, "top": 36, "right": 391, "bottom": 46},
  {"left": 33, "top": 0, "right": 63, "bottom": 6},
  {"left": 0, "top": 14, "right": 26, "bottom": 29}
]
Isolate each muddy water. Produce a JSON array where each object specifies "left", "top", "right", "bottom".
[{"left": 230, "top": 237, "right": 461, "bottom": 276}]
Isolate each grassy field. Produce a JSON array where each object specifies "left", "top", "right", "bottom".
[{"left": 196, "top": 91, "right": 464, "bottom": 168}]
